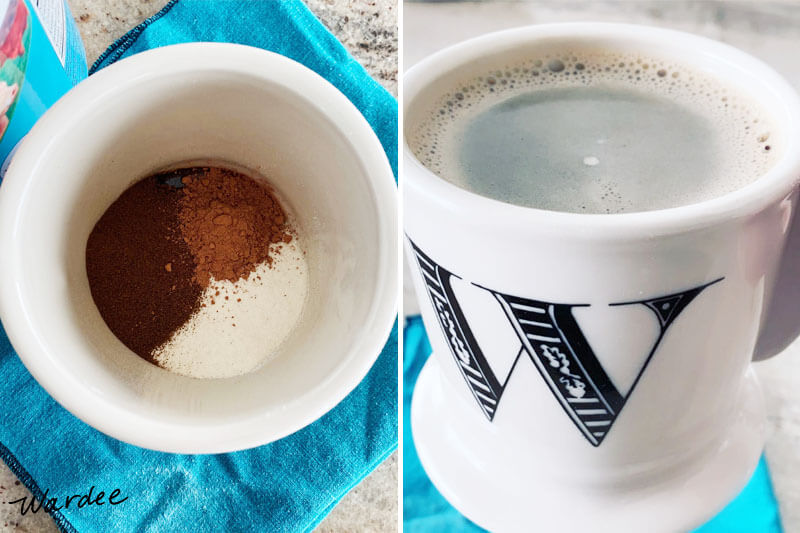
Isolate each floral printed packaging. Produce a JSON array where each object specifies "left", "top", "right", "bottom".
[{"left": 0, "top": 0, "right": 86, "bottom": 172}]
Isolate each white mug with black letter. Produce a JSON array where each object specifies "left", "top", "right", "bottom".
[{"left": 404, "top": 24, "right": 800, "bottom": 532}]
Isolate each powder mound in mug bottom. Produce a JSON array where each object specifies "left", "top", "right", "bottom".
[{"left": 153, "top": 242, "right": 308, "bottom": 379}]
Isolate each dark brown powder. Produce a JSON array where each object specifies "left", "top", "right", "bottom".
[
  {"left": 85, "top": 165, "right": 293, "bottom": 366},
  {"left": 85, "top": 178, "right": 202, "bottom": 363}
]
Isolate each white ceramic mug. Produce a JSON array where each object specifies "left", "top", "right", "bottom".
[
  {"left": 0, "top": 43, "right": 397, "bottom": 453},
  {"left": 404, "top": 24, "right": 800, "bottom": 532}
]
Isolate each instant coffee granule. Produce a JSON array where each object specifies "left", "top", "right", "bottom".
[
  {"left": 85, "top": 178, "right": 202, "bottom": 363},
  {"left": 86, "top": 165, "right": 299, "bottom": 372}
]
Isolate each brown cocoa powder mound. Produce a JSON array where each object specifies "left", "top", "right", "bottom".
[
  {"left": 177, "top": 167, "right": 292, "bottom": 286},
  {"left": 85, "top": 178, "right": 203, "bottom": 362},
  {"left": 86, "top": 166, "right": 293, "bottom": 366}
]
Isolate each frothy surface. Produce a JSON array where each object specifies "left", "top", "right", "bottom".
[{"left": 408, "top": 51, "right": 779, "bottom": 213}]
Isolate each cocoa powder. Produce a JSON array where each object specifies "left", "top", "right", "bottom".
[
  {"left": 178, "top": 167, "right": 292, "bottom": 286},
  {"left": 85, "top": 165, "right": 292, "bottom": 366}
]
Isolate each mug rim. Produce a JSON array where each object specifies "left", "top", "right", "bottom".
[
  {"left": 0, "top": 42, "right": 398, "bottom": 453},
  {"left": 403, "top": 22, "right": 800, "bottom": 239}
]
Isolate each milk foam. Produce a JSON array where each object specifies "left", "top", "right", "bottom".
[{"left": 408, "top": 51, "right": 779, "bottom": 213}]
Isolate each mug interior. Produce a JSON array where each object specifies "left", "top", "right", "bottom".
[
  {"left": 403, "top": 24, "right": 800, "bottom": 235},
  {"left": 407, "top": 30, "right": 793, "bottom": 158},
  {"left": 1, "top": 47, "right": 394, "bottom": 449}
]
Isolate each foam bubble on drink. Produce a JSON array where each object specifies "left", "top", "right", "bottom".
[{"left": 408, "top": 51, "right": 779, "bottom": 213}]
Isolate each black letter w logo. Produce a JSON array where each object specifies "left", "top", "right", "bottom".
[{"left": 409, "top": 240, "right": 722, "bottom": 447}]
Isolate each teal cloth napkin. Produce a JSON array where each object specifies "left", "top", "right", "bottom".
[
  {"left": 61, "top": 0, "right": 89, "bottom": 85},
  {"left": 403, "top": 316, "right": 783, "bottom": 532},
  {"left": 0, "top": 1, "right": 398, "bottom": 531}
]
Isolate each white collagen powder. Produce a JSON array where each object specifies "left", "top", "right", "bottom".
[{"left": 153, "top": 241, "right": 308, "bottom": 379}]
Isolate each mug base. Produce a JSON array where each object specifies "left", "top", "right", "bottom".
[{"left": 411, "top": 355, "right": 766, "bottom": 533}]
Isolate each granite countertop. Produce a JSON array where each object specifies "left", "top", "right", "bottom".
[
  {"left": 0, "top": 1, "right": 397, "bottom": 532},
  {"left": 405, "top": 1, "right": 800, "bottom": 530},
  {"left": 72, "top": 0, "right": 398, "bottom": 95}
]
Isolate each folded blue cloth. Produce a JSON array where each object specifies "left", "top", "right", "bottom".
[
  {"left": 0, "top": 1, "right": 397, "bottom": 531},
  {"left": 403, "top": 316, "right": 783, "bottom": 532},
  {"left": 62, "top": 0, "right": 89, "bottom": 85}
]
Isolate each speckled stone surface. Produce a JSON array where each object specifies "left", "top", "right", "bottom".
[
  {"left": 306, "top": 0, "right": 397, "bottom": 95},
  {"left": 405, "top": 2, "right": 800, "bottom": 531},
  {"left": 0, "top": 1, "right": 397, "bottom": 532},
  {"left": 67, "top": 0, "right": 398, "bottom": 95}
]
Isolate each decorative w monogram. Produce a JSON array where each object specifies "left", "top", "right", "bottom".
[{"left": 409, "top": 240, "right": 722, "bottom": 447}]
